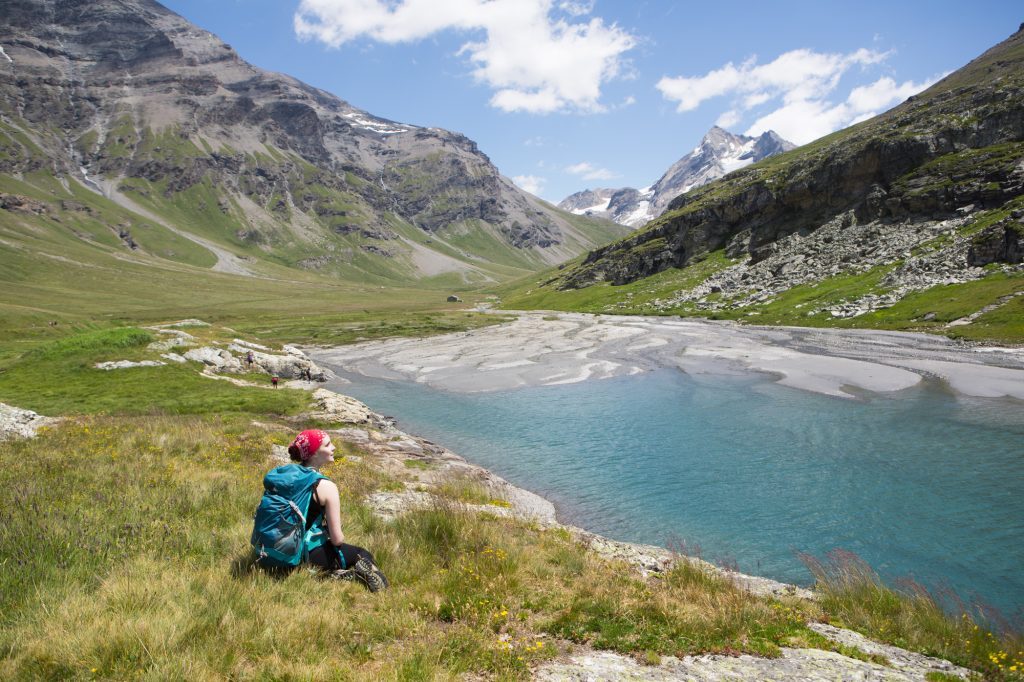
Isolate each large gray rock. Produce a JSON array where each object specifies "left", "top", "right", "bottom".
[
  {"left": 967, "top": 219, "right": 1024, "bottom": 266},
  {"left": 533, "top": 645, "right": 968, "bottom": 681},
  {"left": 183, "top": 347, "right": 243, "bottom": 372},
  {"left": 305, "top": 388, "right": 387, "bottom": 426},
  {"left": 0, "top": 403, "right": 57, "bottom": 439},
  {"left": 147, "top": 334, "right": 195, "bottom": 352},
  {"left": 228, "top": 344, "right": 332, "bottom": 381},
  {"left": 94, "top": 360, "right": 165, "bottom": 370}
]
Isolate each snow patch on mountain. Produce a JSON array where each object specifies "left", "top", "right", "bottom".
[{"left": 341, "top": 110, "right": 414, "bottom": 136}]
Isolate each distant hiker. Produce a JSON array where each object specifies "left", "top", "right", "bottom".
[
  {"left": 246, "top": 350, "right": 254, "bottom": 367},
  {"left": 271, "top": 375, "right": 279, "bottom": 388},
  {"left": 250, "top": 429, "right": 388, "bottom": 591}
]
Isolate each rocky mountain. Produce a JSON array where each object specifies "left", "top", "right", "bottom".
[
  {"left": 0, "top": 0, "right": 627, "bottom": 285},
  {"left": 545, "top": 25, "right": 1024, "bottom": 324},
  {"left": 559, "top": 127, "right": 795, "bottom": 228}
]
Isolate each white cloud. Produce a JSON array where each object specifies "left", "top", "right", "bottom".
[
  {"left": 295, "top": 0, "right": 636, "bottom": 114},
  {"left": 513, "top": 174, "right": 545, "bottom": 195},
  {"left": 743, "top": 92, "right": 770, "bottom": 108},
  {"left": 743, "top": 74, "right": 940, "bottom": 144},
  {"left": 845, "top": 76, "right": 930, "bottom": 112},
  {"left": 656, "top": 48, "right": 887, "bottom": 114},
  {"left": 565, "top": 161, "right": 617, "bottom": 181},
  {"left": 559, "top": 0, "right": 594, "bottom": 16},
  {"left": 658, "top": 46, "right": 938, "bottom": 145},
  {"left": 715, "top": 109, "right": 740, "bottom": 128}
]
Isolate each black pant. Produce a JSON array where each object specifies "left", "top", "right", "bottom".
[{"left": 307, "top": 542, "right": 374, "bottom": 571}]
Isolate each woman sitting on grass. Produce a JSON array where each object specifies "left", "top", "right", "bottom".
[{"left": 253, "top": 429, "right": 388, "bottom": 591}]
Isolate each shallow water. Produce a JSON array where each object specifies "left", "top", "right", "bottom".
[{"left": 324, "top": 367, "right": 1024, "bottom": 615}]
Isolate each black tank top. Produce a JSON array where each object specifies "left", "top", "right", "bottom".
[{"left": 306, "top": 479, "right": 324, "bottom": 530}]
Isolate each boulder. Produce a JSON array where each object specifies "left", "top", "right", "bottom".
[
  {"left": 231, "top": 338, "right": 271, "bottom": 351},
  {"left": 165, "top": 319, "right": 209, "bottom": 328},
  {"left": 94, "top": 360, "right": 165, "bottom": 370},
  {"left": 183, "top": 347, "right": 243, "bottom": 372},
  {"left": 967, "top": 220, "right": 1024, "bottom": 266},
  {"left": 161, "top": 352, "right": 188, "bottom": 363},
  {"left": 306, "top": 389, "right": 391, "bottom": 427},
  {"left": 147, "top": 335, "right": 195, "bottom": 352},
  {"left": 0, "top": 403, "right": 57, "bottom": 440}
]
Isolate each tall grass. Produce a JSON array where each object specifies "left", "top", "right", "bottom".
[{"left": 804, "top": 550, "right": 1024, "bottom": 680}]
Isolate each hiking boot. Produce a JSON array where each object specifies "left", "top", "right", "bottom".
[
  {"left": 351, "top": 557, "right": 389, "bottom": 592},
  {"left": 328, "top": 568, "right": 357, "bottom": 582}
]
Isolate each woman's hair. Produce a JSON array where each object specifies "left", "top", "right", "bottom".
[{"left": 287, "top": 444, "right": 303, "bottom": 462}]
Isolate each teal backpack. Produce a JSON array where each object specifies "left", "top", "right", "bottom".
[{"left": 251, "top": 464, "right": 328, "bottom": 568}]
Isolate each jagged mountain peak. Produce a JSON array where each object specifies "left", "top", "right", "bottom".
[{"left": 558, "top": 126, "right": 795, "bottom": 228}]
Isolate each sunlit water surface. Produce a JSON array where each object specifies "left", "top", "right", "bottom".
[{"left": 323, "top": 367, "right": 1024, "bottom": 615}]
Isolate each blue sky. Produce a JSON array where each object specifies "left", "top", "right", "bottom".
[{"left": 160, "top": 0, "right": 1021, "bottom": 203}]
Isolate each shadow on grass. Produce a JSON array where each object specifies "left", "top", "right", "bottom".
[{"left": 229, "top": 552, "right": 291, "bottom": 581}]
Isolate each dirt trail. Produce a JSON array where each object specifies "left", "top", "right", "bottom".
[{"left": 97, "top": 178, "right": 260, "bottom": 277}]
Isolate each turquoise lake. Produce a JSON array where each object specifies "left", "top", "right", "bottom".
[{"left": 323, "top": 367, "right": 1024, "bottom": 616}]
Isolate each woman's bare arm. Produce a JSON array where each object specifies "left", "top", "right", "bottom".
[{"left": 316, "top": 480, "right": 345, "bottom": 545}]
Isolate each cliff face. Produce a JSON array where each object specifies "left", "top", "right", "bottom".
[
  {"left": 0, "top": 0, "right": 625, "bottom": 282},
  {"left": 557, "top": 26, "right": 1024, "bottom": 290}
]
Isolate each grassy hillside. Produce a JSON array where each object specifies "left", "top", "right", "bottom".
[
  {"left": 496, "top": 202, "right": 1024, "bottom": 345},
  {"left": 0, "top": 110, "right": 627, "bottom": 289},
  {"left": 1, "top": 327, "right": 1021, "bottom": 680}
]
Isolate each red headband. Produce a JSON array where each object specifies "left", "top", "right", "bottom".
[{"left": 292, "top": 429, "right": 327, "bottom": 462}]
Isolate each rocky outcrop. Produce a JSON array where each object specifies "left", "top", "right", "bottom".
[
  {"left": 639, "top": 212, "right": 1020, "bottom": 319},
  {"left": 968, "top": 216, "right": 1024, "bottom": 266},
  {"left": 0, "top": 193, "right": 50, "bottom": 216},
  {"left": 0, "top": 403, "right": 57, "bottom": 440},
  {"left": 184, "top": 347, "right": 244, "bottom": 372},
  {"left": 533, "top": 643, "right": 969, "bottom": 681},
  {"left": 227, "top": 343, "right": 332, "bottom": 381},
  {"left": 146, "top": 329, "right": 196, "bottom": 352},
  {"left": 94, "top": 360, "right": 165, "bottom": 370},
  {"left": 305, "top": 389, "right": 391, "bottom": 427}
]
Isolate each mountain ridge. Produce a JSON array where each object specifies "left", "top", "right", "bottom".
[{"left": 0, "top": 0, "right": 628, "bottom": 286}]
